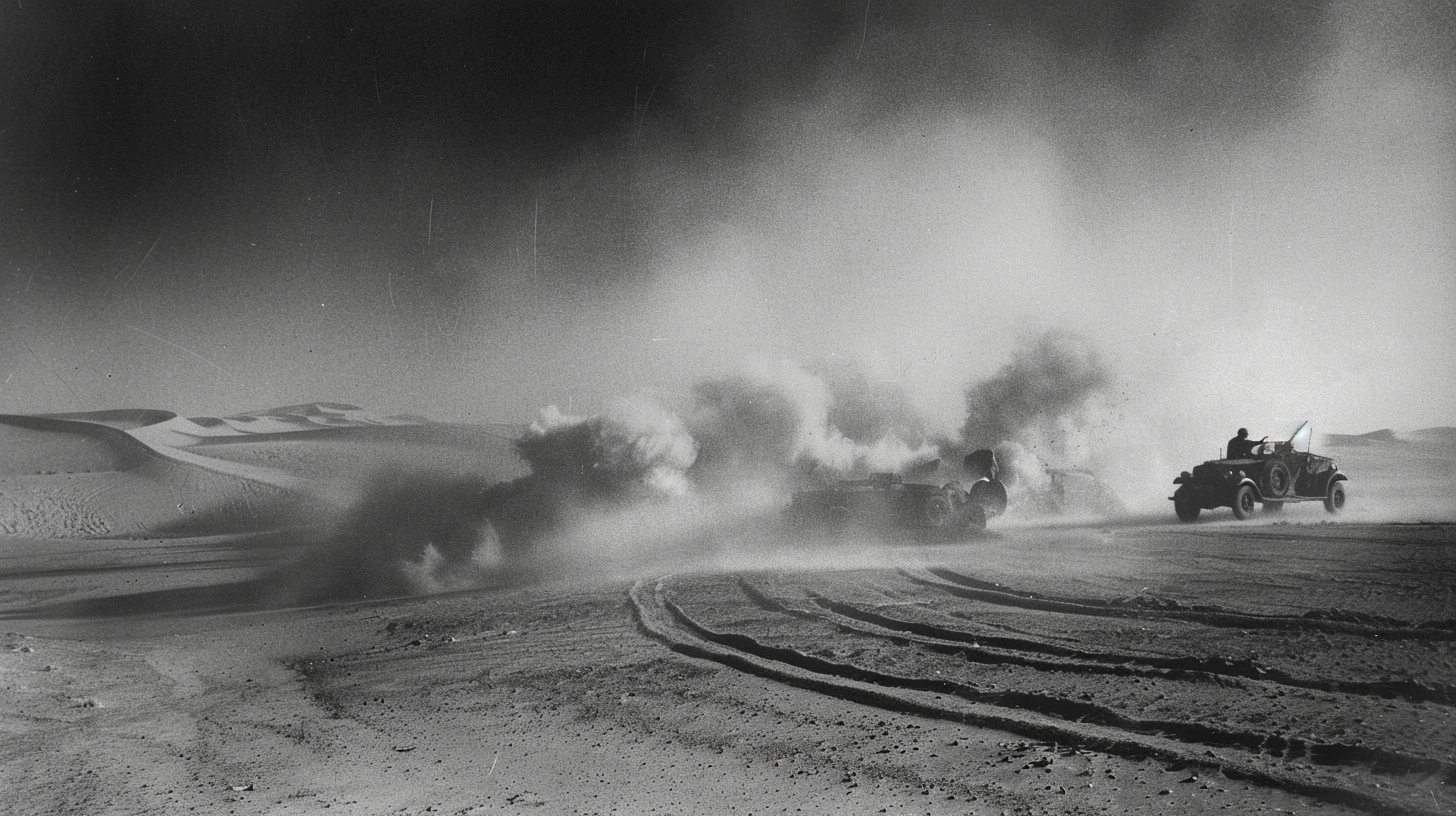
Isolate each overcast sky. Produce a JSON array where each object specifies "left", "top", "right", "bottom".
[{"left": 2, "top": 0, "right": 1452, "bottom": 438}]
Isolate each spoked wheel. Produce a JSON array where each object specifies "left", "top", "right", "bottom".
[
  {"left": 1325, "top": 481, "right": 1346, "bottom": 514},
  {"left": 1231, "top": 484, "right": 1257, "bottom": 520},
  {"left": 1265, "top": 460, "right": 1292, "bottom": 498},
  {"left": 924, "top": 495, "right": 953, "bottom": 529}
]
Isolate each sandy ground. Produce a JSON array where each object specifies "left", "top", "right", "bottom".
[{"left": 2, "top": 406, "right": 1454, "bottom": 815}]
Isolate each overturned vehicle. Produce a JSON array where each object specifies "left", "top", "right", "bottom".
[
  {"left": 1171, "top": 421, "right": 1347, "bottom": 522},
  {"left": 786, "top": 449, "right": 1008, "bottom": 541}
]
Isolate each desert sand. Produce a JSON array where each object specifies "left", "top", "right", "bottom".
[{"left": 2, "top": 405, "right": 1454, "bottom": 816}]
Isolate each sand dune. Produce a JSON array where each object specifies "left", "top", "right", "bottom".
[
  {"left": 0, "top": 405, "right": 530, "bottom": 542},
  {"left": 233, "top": 402, "right": 431, "bottom": 428},
  {"left": 128, "top": 415, "right": 264, "bottom": 448},
  {"left": 0, "top": 413, "right": 180, "bottom": 475},
  {"left": 1324, "top": 429, "right": 1400, "bottom": 445},
  {"left": 1410, "top": 426, "right": 1456, "bottom": 444},
  {"left": 0, "top": 410, "right": 325, "bottom": 539},
  {"left": 130, "top": 403, "right": 445, "bottom": 449},
  {"left": 33, "top": 408, "right": 180, "bottom": 430}
]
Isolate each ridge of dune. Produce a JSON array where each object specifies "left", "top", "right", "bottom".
[
  {"left": 240, "top": 401, "right": 365, "bottom": 417},
  {"left": 125, "top": 428, "right": 329, "bottom": 499},
  {"left": 1324, "top": 429, "right": 1400, "bottom": 445},
  {"left": 128, "top": 415, "right": 265, "bottom": 448},
  {"left": 0, "top": 412, "right": 316, "bottom": 494},
  {"left": 1, "top": 413, "right": 335, "bottom": 539},
  {"left": 34, "top": 408, "right": 177, "bottom": 431},
  {"left": 1409, "top": 426, "right": 1456, "bottom": 444},
  {"left": 124, "top": 407, "right": 431, "bottom": 448},
  {"left": 0, "top": 413, "right": 161, "bottom": 474},
  {"left": 219, "top": 402, "right": 432, "bottom": 433},
  {"left": 218, "top": 414, "right": 322, "bottom": 434}
]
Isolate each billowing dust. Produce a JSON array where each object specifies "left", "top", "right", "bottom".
[{"left": 265, "top": 329, "right": 1451, "bottom": 605}]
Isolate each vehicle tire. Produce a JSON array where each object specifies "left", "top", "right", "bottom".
[
  {"left": 1231, "top": 484, "right": 1257, "bottom": 520},
  {"left": 1264, "top": 461, "right": 1292, "bottom": 497},
  {"left": 1264, "top": 501, "right": 1284, "bottom": 513},
  {"left": 1173, "top": 489, "right": 1200, "bottom": 522},
  {"left": 924, "top": 495, "right": 953, "bottom": 529},
  {"left": 1324, "top": 481, "right": 1346, "bottom": 514},
  {"left": 969, "top": 478, "right": 1009, "bottom": 518}
]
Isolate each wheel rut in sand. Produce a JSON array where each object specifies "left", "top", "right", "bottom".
[
  {"left": 792, "top": 590, "right": 1456, "bottom": 706},
  {"left": 630, "top": 572, "right": 1456, "bottom": 816},
  {"left": 911, "top": 566, "right": 1456, "bottom": 639}
]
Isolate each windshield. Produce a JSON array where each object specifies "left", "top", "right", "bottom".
[{"left": 1288, "top": 421, "right": 1312, "bottom": 454}]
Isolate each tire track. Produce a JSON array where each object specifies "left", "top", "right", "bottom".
[
  {"left": 757, "top": 585, "right": 1456, "bottom": 707},
  {"left": 907, "top": 567, "right": 1456, "bottom": 640},
  {"left": 631, "top": 575, "right": 1450, "bottom": 816}
]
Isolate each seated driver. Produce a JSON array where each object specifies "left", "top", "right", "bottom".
[{"left": 1226, "top": 428, "right": 1267, "bottom": 459}]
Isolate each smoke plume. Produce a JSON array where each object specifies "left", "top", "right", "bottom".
[
  {"left": 518, "top": 398, "right": 699, "bottom": 500},
  {"left": 959, "top": 329, "right": 1121, "bottom": 511},
  {"left": 267, "top": 470, "right": 503, "bottom": 604},
  {"left": 689, "top": 359, "right": 941, "bottom": 484},
  {"left": 962, "top": 330, "right": 1112, "bottom": 451}
]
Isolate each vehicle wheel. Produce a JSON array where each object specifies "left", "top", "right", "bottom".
[
  {"left": 1264, "top": 461, "right": 1292, "bottom": 497},
  {"left": 1264, "top": 501, "right": 1284, "bottom": 513},
  {"left": 1173, "top": 489, "right": 1200, "bottom": 522},
  {"left": 969, "top": 478, "right": 1009, "bottom": 518},
  {"left": 1231, "top": 484, "right": 1257, "bottom": 520},
  {"left": 1324, "top": 481, "right": 1346, "bottom": 514},
  {"left": 924, "top": 495, "right": 953, "bottom": 529}
]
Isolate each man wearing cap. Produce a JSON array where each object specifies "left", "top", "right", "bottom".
[{"left": 1226, "top": 428, "right": 1266, "bottom": 459}]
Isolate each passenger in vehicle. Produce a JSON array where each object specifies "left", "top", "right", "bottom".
[{"left": 1226, "top": 428, "right": 1266, "bottom": 459}]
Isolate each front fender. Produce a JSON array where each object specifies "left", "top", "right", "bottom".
[{"left": 1237, "top": 477, "right": 1263, "bottom": 501}]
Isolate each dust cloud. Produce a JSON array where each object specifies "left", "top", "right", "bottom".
[
  {"left": 482, "top": 358, "right": 957, "bottom": 581},
  {"left": 448, "top": 1, "right": 1452, "bottom": 447},
  {"left": 958, "top": 330, "right": 1119, "bottom": 509},
  {"left": 277, "top": 329, "right": 1143, "bottom": 599}
]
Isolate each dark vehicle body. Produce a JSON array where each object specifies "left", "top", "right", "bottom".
[
  {"left": 787, "top": 462, "right": 1008, "bottom": 541},
  {"left": 1171, "top": 421, "right": 1347, "bottom": 521}
]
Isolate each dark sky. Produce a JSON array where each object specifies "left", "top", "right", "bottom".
[{"left": 2, "top": 1, "right": 1453, "bottom": 438}]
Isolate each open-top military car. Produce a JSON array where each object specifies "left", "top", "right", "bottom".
[
  {"left": 1171, "top": 421, "right": 1347, "bottom": 522},
  {"left": 786, "top": 451, "right": 1008, "bottom": 541}
]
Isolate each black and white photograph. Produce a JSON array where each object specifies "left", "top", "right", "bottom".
[{"left": 2, "top": 2, "right": 1453, "bottom": 814}]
